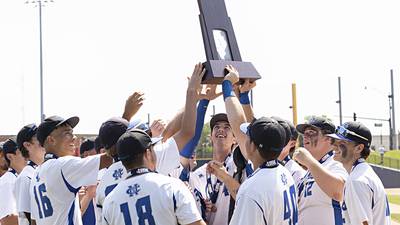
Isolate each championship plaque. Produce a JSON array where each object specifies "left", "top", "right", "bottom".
[{"left": 198, "top": 0, "right": 261, "bottom": 84}]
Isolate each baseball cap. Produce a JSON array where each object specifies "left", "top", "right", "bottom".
[
  {"left": 80, "top": 138, "right": 95, "bottom": 155},
  {"left": 17, "top": 123, "right": 38, "bottom": 150},
  {"left": 240, "top": 117, "right": 286, "bottom": 152},
  {"left": 2, "top": 138, "right": 18, "bottom": 154},
  {"left": 271, "top": 116, "right": 291, "bottom": 146},
  {"left": 327, "top": 121, "right": 372, "bottom": 148},
  {"left": 37, "top": 116, "right": 79, "bottom": 147},
  {"left": 116, "top": 129, "right": 162, "bottom": 161},
  {"left": 98, "top": 117, "right": 129, "bottom": 149},
  {"left": 94, "top": 136, "right": 104, "bottom": 152},
  {"left": 296, "top": 116, "right": 335, "bottom": 134},
  {"left": 210, "top": 113, "right": 229, "bottom": 130}
]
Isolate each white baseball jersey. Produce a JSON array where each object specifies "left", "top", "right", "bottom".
[
  {"left": 283, "top": 157, "right": 306, "bottom": 188},
  {"left": 297, "top": 151, "right": 348, "bottom": 225},
  {"left": 14, "top": 161, "right": 37, "bottom": 225},
  {"left": 0, "top": 169, "right": 18, "bottom": 220},
  {"left": 102, "top": 169, "right": 202, "bottom": 225},
  {"left": 192, "top": 153, "right": 236, "bottom": 225},
  {"left": 342, "top": 159, "right": 391, "bottom": 225},
  {"left": 230, "top": 160, "right": 297, "bottom": 225},
  {"left": 30, "top": 154, "right": 100, "bottom": 225},
  {"left": 96, "top": 137, "right": 180, "bottom": 208}
]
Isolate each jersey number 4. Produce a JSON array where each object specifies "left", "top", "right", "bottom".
[
  {"left": 120, "top": 195, "right": 156, "bottom": 225},
  {"left": 33, "top": 183, "right": 54, "bottom": 218},
  {"left": 283, "top": 185, "right": 298, "bottom": 225}
]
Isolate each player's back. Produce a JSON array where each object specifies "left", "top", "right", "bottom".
[
  {"left": 343, "top": 162, "right": 391, "bottom": 225},
  {"left": 14, "top": 162, "right": 36, "bottom": 225},
  {"left": 96, "top": 161, "right": 127, "bottom": 208},
  {"left": 103, "top": 171, "right": 202, "bottom": 225},
  {"left": 230, "top": 163, "right": 297, "bottom": 225},
  {"left": 30, "top": 155, "right": 100, "bottom": 225}
]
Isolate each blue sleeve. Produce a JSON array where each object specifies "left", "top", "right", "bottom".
[{"left": 180, "top": 99, "right": 209, "bottom": 158}]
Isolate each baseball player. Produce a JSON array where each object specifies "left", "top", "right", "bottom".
[
  {"left": 0, "top": 142, "right": 9, "bottom": 177},
  {"left": 275, "top": 118, "right": 306, "bottom": 187},
  {"left": 219, "top": 66, "right": 298, "bottom": 225},
  {"left": 328, "top": 122, "right": 391, "bottom": 225},
  {"left": 102, "top": 129, "right": 206, "bottom": 225},
  {"left": 0, "top": 138, "right": 27, "bottom": 225},
  {"left": 96, "top": 63, "right": 204, "bottom": 220},
  {"left": 15, "top": 124, "right": 45, "bottom": 225},
  {"left": 293, "top": 116, "right": 348, "bottom": 225},
  {"left": 29, "top": 115, "right": 113, "bottom": 225}
]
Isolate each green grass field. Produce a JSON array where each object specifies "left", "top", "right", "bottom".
[
  {"left": 392, "top": 213, "right": 400, "bottom": 223},
  {"left": 388, "top": 195, "right": 400, "bottom": 205},
  {"left": 367, "top": 150, "right": 400, "bottom": 169}
]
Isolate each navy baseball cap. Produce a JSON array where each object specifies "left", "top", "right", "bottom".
[
  {"left": 240, "top": 117, "right": 286, "bottom": 152},
  {"left": 296, "top": 116, "right": 335, "bottom": 134},
  {"left": 37, "top": 116, "right": 79, "bottom": 147},
  {"left": 94, "top": 136, "right": 104, "bottom": 152},
  {"left": 210, "top": 113, "right": 229, "bottom": 130},
  {"left": 17, "top": 123, "right": 38, "bottom": 151},
  {"left": 271, "top": 116, "right": 291, "bottom": 147},
  {"left": 2, "top": 138, "right": 18, "bottom": 154},
  {"left": 327, "top": 121, "right": 372, "bottom": 148},
  {"left": 116, "top": 129, "right": 162, "bottom": 161},
  {"left": 80, "top": 138, "right": 95, "bottom": 155},
  {"left": 98, "top": 117, "right": 129, "bottom": 149}
]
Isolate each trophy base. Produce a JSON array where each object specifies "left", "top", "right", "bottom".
[{"left": 201, "top": 60, "right": 261, "bottom": 84}]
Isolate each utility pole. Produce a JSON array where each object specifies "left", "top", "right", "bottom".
[
  {"left": 337, "top": 77, "right": 343, "bottom": 125},
  {"left": 291, "top": 83, "right": 298, "bottom": 126},
  {"left": 390, "top": 69, "right": 396, "bottom": 149},
  {"left": 25, "top": 0, "right": 54, "bottom": 122}
]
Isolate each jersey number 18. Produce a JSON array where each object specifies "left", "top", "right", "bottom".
[{"left": 120, "top": 195, "right": 156, "bottom": 225}]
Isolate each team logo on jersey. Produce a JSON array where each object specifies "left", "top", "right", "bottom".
[
  {"left": 281, "top": 173, "right": 288, "bottom": 185},
  {"left": 126, "top": 184, "right": 141, "bottom": 197},
  {"left": 36, "top": 174, "right": 40, "bottom": 182},
  {"left": 112, "top": 168, "right": 124, "bottom": 180}
]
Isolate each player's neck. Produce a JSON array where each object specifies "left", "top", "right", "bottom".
[
  {"left": 30, "top": 154, "right": 44, "bottom": 166},
  {"left": 213, "top": 150, "right": 230, "bottom": 163},
  {"left": 312, "top": 147, "right": 331, "bottom": 162},
  {"left": 11, "top": 161, "right": 26, "bottom": 174}
]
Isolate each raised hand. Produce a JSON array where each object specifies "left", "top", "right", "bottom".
[
  {"left": 293, "top": 147, "right": 315, "bottom": 168},
  {"left": 150, "top": 119, "right": 166, "bottom": 138},
  {"left": 224, "top": 65, "right": 239, "bottom": 84},
  {"left": 199, "top": 84, "right": 222, "bottom": 101},
  {"left": 187, "top": 63, "right": 206, "bottom": 97},
  {"left": 122, "top": 92, "right": 145, "bottom": 121},
  {"left": 239, "top": 79, "right": 256, "bottom": 93}
]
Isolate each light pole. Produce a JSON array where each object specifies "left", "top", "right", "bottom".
[
  {"left": 25, "top": 0, "right": 53, "bottom": 122},
  {"left": 336, "top": 77, "right": 343, "bottom": 125}
]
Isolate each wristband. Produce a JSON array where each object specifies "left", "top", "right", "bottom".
[
  {"left": 222, "top": 80, "right": 235, "bottom": 100},
  {"left": 239, "top": 91, "right": 250, "bottom": 104}
]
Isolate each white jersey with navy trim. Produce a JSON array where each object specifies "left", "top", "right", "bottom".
[
  {"left": 96, "top": 137, "right": 181, "bottom": 209},
  {"left": 342, "top": 160, "right": 391, "bottom": 225},
  {"left": 230, "top": 161, "right": 297, "bottom": 225},
  {"left": 0, "top": 169, "right": 18, "bottom": 220},
  {"left": 30, "top": 155, "right": 100, "bottom": 225},
  {"left": 14, "top": 162, "right": 36, "bottom": 225},
  {"left": 192, "top": 153, "right": 236, "bottom": 225},
  {"left": 284, "top": 159, "right": 306, "bottom": 188},
  {"left": 297, "top": 152, "right": 348, "bottom": 225},
  {"left": 102, "top": 171, "right": 202, "bottom": 225}
]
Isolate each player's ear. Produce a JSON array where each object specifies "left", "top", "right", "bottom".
[
  {"left": 355, "top": 143, "right": 364, "bottom": 155},
  {"left": 23, "top": 141, "right": 31, "bottom": 150}
]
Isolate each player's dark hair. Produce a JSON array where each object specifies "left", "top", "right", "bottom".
[
  {"left": 121, "top": 153, "right": 145, "bottom": 170},
  {"left": 258, "top": 149, "right": 281, "bottom": 161}
]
